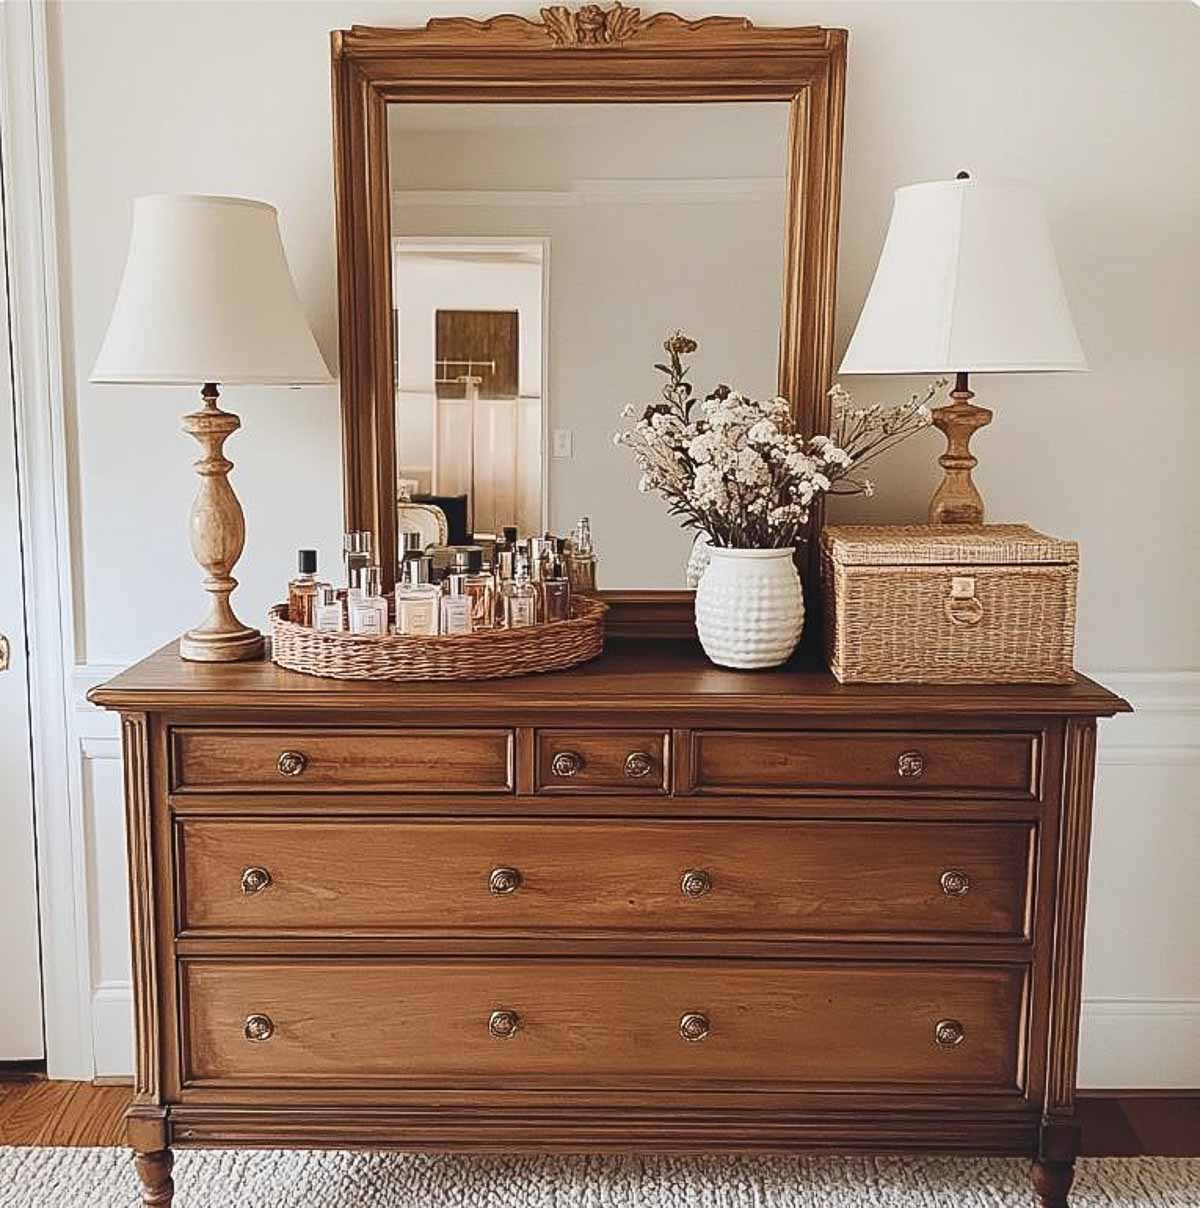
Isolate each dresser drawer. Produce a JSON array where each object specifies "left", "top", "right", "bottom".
[
  {"left": 181, "top": 958, "right": 1025, "bottom": 1091},
  {"left": 535, "top": 729, "right": 669, "bottom": 793},
  {"left": 690, "top": 730, "right": 1040, "bottom": 798},
  {"left": 176, "top": 818, "right": 1033, "bottom": 941},
  {"left": 169, "top": 728, "right": 514, "bottom": 794}
]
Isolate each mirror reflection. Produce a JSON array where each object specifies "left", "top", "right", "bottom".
[{"left": 388, "top": 102, "right": 790, "bottom": 587}]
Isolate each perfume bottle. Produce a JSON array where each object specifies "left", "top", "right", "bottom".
[
  {"left": 313, "top": 584, "right": 346, "bottom": 633},
  {"left": 344, "top": 530, "right": 373, "bottom": 587},
  {"left": 472, "top": 532, "right": 498, "bottom": 568},
  {"left": 347, "top": 566, "right": 388, "bottom": 636},
  {"left": 287, "top": 550, "right": 323, "bottom": 625},
  {"left": 504, "top": 555, "right": 537, "bottom": 629},
  {"left": 455, "top": 548, "right": 496, "bottom": 632},
  {"left": 499, "top": 524, "right": 519, "bottom": 554},
  {"left": 439, "top": 573, "right": 473, "bottom": 636},
  {"left": 494, "top": 549, "right": 515, "bottom": 627},
  {"left": 566, "top": 516, "right": 598, "bottom": 594},
  {"left": 395, "top": 556, "right": 440, "bottom": 636},
  {"left": 541, "top": 553, "right": 572, "bottom": 622},
  {"left": 399, "top": 530, "right": 423, "bottom": 564}
]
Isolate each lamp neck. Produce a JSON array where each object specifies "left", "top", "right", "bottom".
[
  {"left": 954, "top": 370, "right": 971, "bottom": 398},
  {"left": 201, "top": 382, "right": 220, "bottom": 410}
]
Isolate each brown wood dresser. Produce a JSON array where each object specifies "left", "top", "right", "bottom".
[{"left": 90, "top": 637, "right": 1129, "bottom": 1207}]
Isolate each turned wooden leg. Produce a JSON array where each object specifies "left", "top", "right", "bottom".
[
  {"left": 134, "top": 1148, "right": 174, "bottom": 1207},
  {"left": 1032, "top": 1157, "right": 1075, "bottom": 1208}
]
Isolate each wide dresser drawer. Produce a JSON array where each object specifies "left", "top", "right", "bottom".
[
  {"left": 169, "top": 728, "right": 514, "bottom": 794},
  {"left": 689, "top": 730, "right": 1041, "bottom": 797},
  {"left": 177, "top": 818, "right": 1034, "bottom": 940},
  {"left": 181, "top": 959, "right": 1026, "bottom": 1091}
]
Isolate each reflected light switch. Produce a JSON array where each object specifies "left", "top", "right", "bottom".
[{"left": 552, "top": 429, "right": 574, "bottom": 459}]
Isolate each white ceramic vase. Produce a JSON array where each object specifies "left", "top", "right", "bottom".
[{"left": 694, "top": 546, "right": 804, "bottom": 669}]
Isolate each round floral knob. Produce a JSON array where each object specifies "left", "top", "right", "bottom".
[
  {"left": 240, "top": 867, "right": 272, "bottom": 896},
  {"left": 277, "top": 750, "right": 307, "bottom": 777},
  {"left": 679, "top": 1012, "right": 710, "bottom": 1042},
  {"left": 680, "top": 869, "right": 713, "bottom": 898},
  {"left": 551, "top": 751, "right": 583, "bottom": 778},
  {"left": 489, "top": 867, "right": 522, "bottom": 895},
  {"left": 488, "top": 1009, "right": 521, "bottom": 1039},
  {"left": 940, "top": 870, "right": 971, "bottom": 897},
  {"left": 243, "top": 1014, "right": 274, "bottom": 1043},
  {"left": 624, "top": 751, "right": 654, "bottom": 779},
  {"left": 934, "top": 1019, "right": 965, "bottom": 1048},
  {"left": 896, "top": 750, "right": 926, "bottom": 778}
]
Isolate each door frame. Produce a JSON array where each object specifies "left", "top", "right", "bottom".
[{"left": 0, "top": 0, "right": 94, "bottom": 1079}]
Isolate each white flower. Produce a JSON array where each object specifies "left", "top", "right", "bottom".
[
  {"left": 747, "top": 419, "right": 778, "bottom": 444},
  {"left": 863, "top": 478, "right": 876, "bottom": 497}
]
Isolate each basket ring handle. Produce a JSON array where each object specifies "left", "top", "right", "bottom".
[{"left": 944, "top": 577, "right": 984, "bottom": 627}]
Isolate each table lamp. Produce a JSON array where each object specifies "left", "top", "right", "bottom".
[
  {"left": 839, "top": 174, "right": 1086, "bottom": 524},
  {"left": 91, "top": 195, "right": 332, "bottom": 661}
]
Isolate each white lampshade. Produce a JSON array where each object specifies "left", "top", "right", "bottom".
[
  {"left": 91, "top": 194, "right": 331, "bottom": 385},
  {"left": 840, "top": 177, "right": 1086, "bottom": 375}
]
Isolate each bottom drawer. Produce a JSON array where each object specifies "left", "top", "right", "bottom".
[{"left": 181, "top": 959, "right": 1025, "bottom": 1092}]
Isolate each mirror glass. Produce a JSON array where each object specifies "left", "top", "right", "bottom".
[{"left": 388, "top": 102, "right": 790, "bottom": 587}]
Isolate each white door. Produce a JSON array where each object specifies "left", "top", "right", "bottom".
[{"left": 0, "top": 178, "right": 45, "bottom": 1060}]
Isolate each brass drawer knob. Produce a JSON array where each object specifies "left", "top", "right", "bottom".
[
  {"left": 896, "top": 749, "right": 926, "bottom": 778},
  {"left": 243, "top": 1014, "right": 274, "bottom": 1043},
  {"left": 489, "top": 867, "right": 522, "bottom": 895},
  {"left": 940, "top": 870, "right": 971, "bottom": 897},
  {"left": 934, "top": 1018, "right": 965, "bottom": 1048},
  {"left": 679, "top": 1012, "right": 710, "bottom": 1042},
  {"left": 277, "top": 750, "right": 308, "bottom": 777},
  {"left": 551, "top": 750, "right": 583, "bottom": 778},
  {"left": 488, "top": 1009, "right": 521, "bottom": 1039},
  {"left": 240, "top": 866, "right": 272, "bottom": 896},
  {"left": 624, "top": 751, "right": 654, "bottom": 779},
  {"left": 680, "top": 869, "right": 712, "bottom": 898}
]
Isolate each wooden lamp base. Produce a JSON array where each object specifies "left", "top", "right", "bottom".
[
  {"left": 928, "top": 371, "right": 993, "bottom": 525},
  {"left": 178, "top": 383, "right": 264, "bottom": 663}
]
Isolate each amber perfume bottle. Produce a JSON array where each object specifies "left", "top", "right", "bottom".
[
  {"left": 566, "top": 516, "right": 597, "bottom": 593},
  {"left": 287, "top": 550, "right": 323, "bottom": 626},
  {"left": 455, "top": 549, "right": 495, "bottom": 632},
  {"left": 541, "top": 555, "right": 572, "bottom": 622}
]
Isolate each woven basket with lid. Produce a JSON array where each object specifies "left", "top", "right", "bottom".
[{"left": 820, "top": 524, "right": 1078, "bottom": 685}]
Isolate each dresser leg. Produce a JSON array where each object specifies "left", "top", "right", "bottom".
[
  {"left": 1031, "top": 1157, "right": 1075, "bottom": 1207},
  {"left": 134, "top": 1148, "right": 175, "bottom": 1207}
]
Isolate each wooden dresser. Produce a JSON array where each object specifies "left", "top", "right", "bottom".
[{"left": 90, "top": 638, "right": 1129, "bottom": 1207}]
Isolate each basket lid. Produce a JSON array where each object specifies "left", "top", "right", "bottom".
[{"left": 821, "top": 524, "right": 1078, "bottom": 567}]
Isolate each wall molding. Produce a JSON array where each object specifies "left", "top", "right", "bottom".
[
  {"left": 1079, "top": 998, "right": 1200, "bottom": 1090},
  {"left": 1, "top": 0, "right": 94, "bottom": 1079}
]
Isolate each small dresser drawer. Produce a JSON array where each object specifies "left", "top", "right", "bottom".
[
  {"left": 535, "top": 729, "right": 669, "bottom": 793},
  {"left": 176, "top": 818, "right": 1033, "bottom": 941},
  {"left": 169, "top": 728, "right": 514, "bottom": 794},
  {"left": 181, "top": 958, "right": 1025, "bottom": 1091},
  {"left": 690, "top": 730, "right": 1040, "bottom": 798}
]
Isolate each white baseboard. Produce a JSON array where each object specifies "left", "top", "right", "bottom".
[{"left": 1078, "top": 998, "right": 1200, "bottom": 1089}]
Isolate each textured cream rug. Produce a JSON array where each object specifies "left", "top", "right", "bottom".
[{"left": 1, "top": 1149, "right": 1198, "bottom": 1207}]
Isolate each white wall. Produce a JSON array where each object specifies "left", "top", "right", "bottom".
[{"left": 51, "top": 0, "right": 1200, "bottom": 1083}]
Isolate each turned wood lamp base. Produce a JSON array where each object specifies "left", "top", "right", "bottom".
[
  {"left": 178, "top": 383, "right": 263, "bottom": 663},
  {"left": 928, "top": 371, "right": 993, "bottom": 526}
]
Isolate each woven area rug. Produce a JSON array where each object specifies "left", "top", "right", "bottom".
[{"left": 1, "top": 1149, "right": 1198, "bottom": 1207}]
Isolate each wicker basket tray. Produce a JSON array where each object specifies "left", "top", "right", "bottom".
[
  {"left": 820, "top": 524, "right": 1078, "bottom": 685},
  {"left": 269, "top": 596, "right": 607, "bottom": 681}
]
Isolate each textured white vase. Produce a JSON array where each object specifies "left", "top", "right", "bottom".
[{"left": 694, "top": 547, "right": 804, "bottom": 669}]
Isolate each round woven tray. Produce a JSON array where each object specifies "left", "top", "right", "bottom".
[{"left": 268, "top": 596, "right": 607, "bottom": 681}]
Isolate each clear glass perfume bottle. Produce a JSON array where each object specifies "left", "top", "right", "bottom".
[
  {"left": 455, "top": 549, "right": 495, "bottom": 632},
  {"left": 313, "top": 584, "right": 346, "bottom": 633},
  {"left": 347, "top": 566, "right": 388, "bottom": 636},
  {"left": 566, "top": 516, "right": 597, "bottom": 594},
  {"left": 287, "top": 549, "right": 323, "bottom": 625},
  {"left": 504, "top": 555, "right": 537, "bottom": 629},
  {"left": 494, "top": 549, "right": 515, "bottom": 628},
  {"left": 395, "top": 556, "right": 440, "bottom": 636},
  {"left": 541, "top": 553, "right": 572, "bottom": 622},
  {"left": 439, "top": 572, "right": 473, "bottom": 636}
]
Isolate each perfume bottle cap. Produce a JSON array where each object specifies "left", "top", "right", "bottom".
[
  {"left": 515, "top": 554, "right": 531, "bottom": 583},
  {"left": 297, "top": 549, "right": 318, "bottom": 574},
  {"left": 572, "top": 517, "right": 594, "bottom": 556},
  {"left": 400, "top": 555, "right": 433, "bottom": 586},
  {"left": 452, "top": 549, "right": 471, "bottom": 573},
  {"left": 502, "top": 525, "right": 518, "bottom": 547},
  {"left": 344, "top": 530, "right": 373, "bottom": 555},
  {"left": 399, "top": 531, "right": 423, "bottom": 558},
  {"left": 317, "top": 585, "right": 339, "bottom": 607},
  {"left": 361, "top": 565, "right": 382, "bottom": 597},
  {"left": 447, "top": 572, "right": 468, "bottom": 597},
  {"left": 497, "top": 550, "right": 515, "bottom": 581}
]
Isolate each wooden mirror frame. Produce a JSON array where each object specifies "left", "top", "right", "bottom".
[{"left": 331, "top": 6, "right": 847, "bottom": 634}]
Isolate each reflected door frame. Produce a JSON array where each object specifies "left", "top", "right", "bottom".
[{"left": 393, "top": 235, "right": 551, "bottom": 538}]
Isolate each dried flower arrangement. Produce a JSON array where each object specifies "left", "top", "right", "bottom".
[{"left": 613, "top": 332, "right": 944, "bottom": 550}]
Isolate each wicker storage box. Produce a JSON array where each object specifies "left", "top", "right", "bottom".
[{"left": 821, "top": 525, "right": 1078, "bottom": 685}]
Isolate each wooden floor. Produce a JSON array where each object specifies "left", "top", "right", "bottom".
[{"left": 0, "top": 1079, "right": 1197, "bottom": 1155}]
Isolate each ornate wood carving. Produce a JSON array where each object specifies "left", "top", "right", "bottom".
[
  {"left": 122, "top": 714, "right": 161, "bottom": 1103},
  {"left": 331, "top": 15, "right": 846, "bottom": 596},
  {"left": 1044, "top": 718, "right": 1099, "bottom": 1115}
]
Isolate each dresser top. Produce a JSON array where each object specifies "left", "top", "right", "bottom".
[{"left": 89, "top": 638, "right": 1130, "bottom": 718}]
